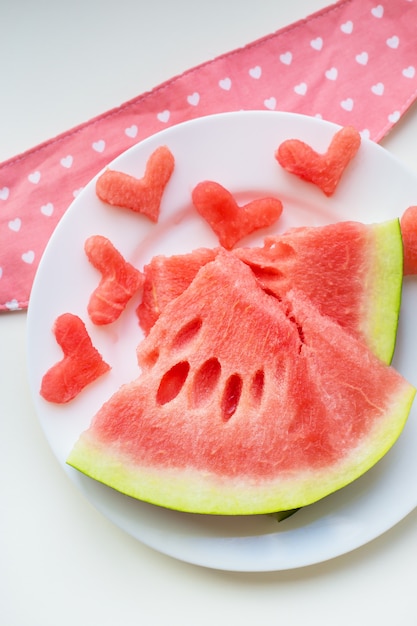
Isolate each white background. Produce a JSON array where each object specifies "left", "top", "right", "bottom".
[{"left": 2, "top": 1, "right": 417, "bottom": 625}]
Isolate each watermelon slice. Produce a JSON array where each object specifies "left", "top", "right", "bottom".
[
  {"left": 235, "top": 219, "right": 403, "bottom": 365},
  {"left": 136, "top": 219, "right": 403, "bottom": 365},
  {"left": 67, "top": 253, "right": 415, "bottom": 515}
]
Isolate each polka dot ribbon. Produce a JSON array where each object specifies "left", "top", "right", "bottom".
[{"left": 1, "top": 0, "right": 417, "bottom": 311}]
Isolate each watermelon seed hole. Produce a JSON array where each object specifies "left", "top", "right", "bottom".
[
  {"left": 221, "top": 373, "right": 243, "bottom": 421},
  {"left": 171, "top": 317, "right": 203, "bottom": 351},
  {"left": 192, "top": 357, "right": 221, "bottom": 407},
  {"left": 156, "top": 361, "right": 190, "bottom": 405},
  {"left": 251, "top": 266, "right": 284, "bottom": 282},
  {"left": 251, "top": 369, "right": 265, "bottom": 405}
]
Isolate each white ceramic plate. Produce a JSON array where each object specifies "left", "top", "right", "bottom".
[{"left": 27, "top": 111, "right": 417, "bottom": 572}]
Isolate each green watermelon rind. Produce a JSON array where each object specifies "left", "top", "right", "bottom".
[
  {"left": 67, "top": 382, "right": 415, "bottom": 515},
  {"left": 365, "top": 219, "right": 403, "bottom": 364}
]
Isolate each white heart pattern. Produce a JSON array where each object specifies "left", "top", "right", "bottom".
[
  {"left": 92, "top": 140, "right": 105, "bottom": 153},
  {"left": 60, "top": 155, "right": 73, "bottom": 168},
  {"left": 22, "top": 251, "right": 35, "bottom": 264},
  {"left": 388, "top": 110, "right": 401, "bottom": 123},
  {"left": 355, "top": 52, "right": 369, "bottom": 65},
  {"left": 371, "top": 5, "right": 384, "bottom": 18},
  {"left": 371, "top": 82, "right": 384, "bottom": 95},
  {"left": 40, "top": 202, "right": 54, "bottom": 216},
  {"left": 219, "top": 77, "right": 232, "bottom": 91},
  {"left": 187, "top": 92, "right": 200, "bottom": 106},
  {"left": 249, "top": 66, "right": 262, "bottom": 79},
  {"left": 5, "top": 299, "right": 20, "bottom": 311},
  {"left": 279, "top": 51, "right": 292, "bottom": 65},
  {"left": 310, "top": 37, "right": 323, "bottom": 51},
  {"left": 0, "top": 187, "right": 9, "bottom": 200},
  {"left": 28, "top": 171, "right": 41, "bottom": 184},
  {"left": 157, "top": 110, "right": 170, "bottom": 123},
  {"left": 8, "top": 218, "right": 21, "bottom": 232},
  {"left": 387, "top": 36, "right": 399, "bottom": 49},
  {"left": 325, "top": 67, "right": 338, "bottom": 80},
  {"left": 125, "top": 125, "right": 138, "bottom": 138},
  {"left": 294, "top": 82, "right": 307, "bottom": 95},
  {"left": 340, "top": 20, "right": 353, "bottom": 34},
  {"left": 402, "top": 66, "right": 415, "bottom": 78},
  {"left": 341, "top": 98, "right": 354, "bottom": 111},
  {"left": 263, "top": 97, "right": 277, "bottom": 110}
]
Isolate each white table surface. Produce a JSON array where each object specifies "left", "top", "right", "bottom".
[{"left": 2, "top": 1, "right": 417, "bottom": 624}]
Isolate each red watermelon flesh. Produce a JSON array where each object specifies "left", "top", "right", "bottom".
[
  {"left": 137, "top": 247, "right": 218, "bottom": 334},
  {"left": 67, "top": 253, "right": 414, "bottom": 515},
  {"left": 136, "top": 220, "right": 402, "bottom": 365}
]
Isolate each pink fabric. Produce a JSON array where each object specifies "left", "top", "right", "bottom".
[{"left": 2, "top": 0, "right": 417, "bottom": 311}]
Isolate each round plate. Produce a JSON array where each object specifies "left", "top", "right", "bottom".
[{"left": 27, "top": 111, "right": 417, "bottom": 572}]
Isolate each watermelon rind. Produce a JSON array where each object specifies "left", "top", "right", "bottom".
[
  {"left": 67, "top": 381, "right": 414, "bottom": 515},
  {"left": 363, "top": 219, "right": 403, "bottom": 364}
]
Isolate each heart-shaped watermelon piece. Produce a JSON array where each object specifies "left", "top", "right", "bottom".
[
  {"left": 85, "top": 235, "right": 144, "bottom": 325},
  {"left": 275, "top": 126, "right": 361, "bottom": 196},
  {"left": 40, "top": 313, "right": 111, "bottom": 404},
  {"left": 95, "top": 145, "right": 174, "bottom": 222},
  {"left": 191, "top": 180, "right": 283, "bottom": 249}
]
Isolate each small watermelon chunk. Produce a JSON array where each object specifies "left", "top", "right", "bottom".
[
  {"left": 400, "top": 205, "right": 417, "bottom": 275},
  {"left": 95, "top": 145, "right": 175, "bottom": 222},
  {"left": 191, "top": 181, "right": 283, "bottom": 249},
  {"left": 67, "top": 254, "right": 414, "bottom": 515},
  {"left": 40, "top": 313, "right": 110, "bottom": 404},
  {"left": 136, "top": 247, "right": 218, "bottom": 334},
  {"left": 135, "top": 220, "right": 403, "bottom": 365},
  {"left": 85, "top": 235, "right": 144, "bottom": 325},
  {"left": 275, "top": 126, "right": 361, "bottom": 196}
]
